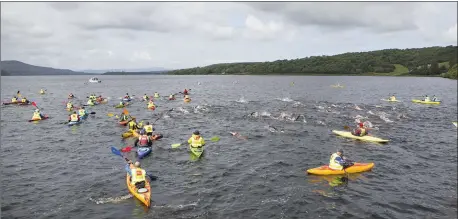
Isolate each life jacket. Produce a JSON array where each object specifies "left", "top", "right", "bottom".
[
  {"left": 67, "top": 103, "right": 73, "bottom": 108},
  {"left": 425, "top": 97, "right": 430, "bottom": 102},
  {"left": 130, "top": 167, "right": 146, "bottom": 185},
  {"left": 359, "top": 128, "right": 366, "bottom": 136},
  {"left": 138, "top": 135, "right": 149, "bottom": 146},
  {"left": 32, "top": 112, "right": 42, "bottom": 120},
  {"left": 21, "top": 98, "right": 27, "bottom": 103},
  {"left": 189, "top": 134, "right": 205, "bottom": 147},
  {"left": 148, "top": 103, "right": 155, "bottom": 109},
  {"left": 87, "top": 99, "right": 94, "bottom": 105},
  {"left": 329, "top": 153, "right": 343, "bottom": 170},
  {"left": 70, "top": 114, "right": 79, "bottom": 122},
  {"left": 154, "top": 93, "right": 159, "bottom": 98},
  {"left": 143, "top": 125, "right": 153, "bottom": 133},
  {"left": 128, "top": 121, "right": 137, "bottom": 130},
  {"left": 390, "top": 96, "right": 396, "bottom": 101},
  {"left": 12, "top": 98, "right": 17, "bottom": 103},
  {"left": 40, "top": 90, "right": 45, "bottom": 94},
  {"left": 78, "top": 109, "right": 86, "bottom": 116},
  {"left": 143, "top": 95, "right": 148, "bottom": 100},
  {"left": 137, "top": 122, "right": 143, "bottom": 128}
]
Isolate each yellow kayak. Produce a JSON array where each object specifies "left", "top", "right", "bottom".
[
  {"left": 122, "top": 130, "right": 139, "bottom": 138},
  {"left": 307, "top": 163, "right": 375, "bottom": 175},
  {"left": 184, "top": 98, "right": 191, "bottom": 103},
  {"left": 412, "top": 99, "right": 441, "bottom": 104},
  {"left": 332, "top": 130, "right": 389, "bottom": 143},
  {"left": 126, "top": 171, "right": 151, "bottom": 208},
  {"left": 189, "top": 145, "right": 204, "bottom": 158}
]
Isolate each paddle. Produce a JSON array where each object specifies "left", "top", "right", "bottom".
[
  {"left": 152, "top": 108, "right": 174, "bottom": 125},
  {"left": 110, "top": 146, "right": 157, "bottom": 181},
  {"left": 171, "top": 136, "right": 220, "bottom": 148}
]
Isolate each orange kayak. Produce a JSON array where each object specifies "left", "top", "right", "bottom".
[{"left": 306, "top": 163, "right": 374, "bottom": 175}]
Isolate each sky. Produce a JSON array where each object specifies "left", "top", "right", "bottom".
[{"left": 1, "top": 2, "right": 457, "bottom": 71}]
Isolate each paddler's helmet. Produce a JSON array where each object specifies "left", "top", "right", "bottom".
[
  {"left": 338, "top": 149, "right": 344, "bottom": 154},
  {"left": 134, "top": 161, "right": 141, "bottom": 167},
  {"left": 126, "top": 93, "right": 129, "bottom": 95},
  {"left": 193, "top": 130, "right": 200, "bottom": 135},
  {"left": 73, "top": 111, "right": 77, "bottom": 114}
]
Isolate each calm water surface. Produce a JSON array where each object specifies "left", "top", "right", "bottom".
[{"left": 1, "top": 75, "right": 457, "bottom": 219}]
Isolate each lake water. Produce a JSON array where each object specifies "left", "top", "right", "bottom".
[{"left": 1, "top": 75, "right": 457, "bottom": 219}]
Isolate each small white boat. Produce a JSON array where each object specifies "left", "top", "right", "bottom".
[{"left": 88, "top": 77, "right": 101, "bottom": 83}]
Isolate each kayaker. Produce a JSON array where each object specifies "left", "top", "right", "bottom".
[
  {"left": 126, "top": 161, "right": 147, "bottom": 189},
  {"left": 423, "top": 95, "right": 430, "bottom": 102},
  {"left": 389, "top": 95, "right": 396, "bottom": 101},
  {"left": 78, "top": 107, "right": 87, "bottom": 117},
  {"left": 67, "top": 101, "right": 73, "bottom": 109},
  {"left": 329, "top": 149, "right": 354, "bottom": 170},
  {"left": 90, "top": 94, "right": 97, "bottom": 100},
  {"left": 188, "top": 130, "right": 205, "bottom": 148},
  {"left": 137, "top": 120, "right": 144, "bottom": 129},
  {"left": 118, "top": 101, "right": 125, "bottom": 107},
  {"left": 21, "top": 97, "right": 29, "bottom": 104},
  {"left": 128, "top": 117, "right": 139, "bottom": 131},
  {"left": 154, "top": 92, "right": 160, "bottom": 98},
  {"left": 87, "top": 98, "right": 95, "bottom": 106},
  {"left": 134, "top": 130, "right": 153, "bottom": 147},
  {"left": 169, "top": 94, "right": 175, "bottom": 100},
  {"left": 229, "top": 132, "right": 248, "bottom": 140},
  {"left": 68, "top": 111, "right": 80, "bottom": 122},
  {"left": 183, "top": 89, "right": 188, "bottom": 95},
  {"left": 184, "top": 95, "right": 191, "bottom": 101},
  {"left": 142, "top": 122, "right": 154, "bottom": 136},
  {"left": 68, "top": 93, "right": 74, "bottom": 98},
  {"left": 147, "top": 100, "right": 156, "bottom": 109},
  {"left": 31, "top": 109, "right": 43, "bottom": 120},
  {"left": 432, "top": 95, "right": 440, "bottom": 102},
  {"left": 143, "top": 94, "right": 149, "bottom": 101},
  {"left": 352, "top": 122, "right": 368, "bottom": 136},
  {"left": 96, "top": 95, "right": 104, "bottom": 102},
  {"left": 124, "top": 93, "right": 130, "bottom": 99},
  {"left": 40, "top": 89, "right": 45, "bottom": 94},
  {"left": 119, "top": 112, "right": 130, "bottom": 122},
  {"left": 11, "top": 96, "right": 18, "bottom": 103}
]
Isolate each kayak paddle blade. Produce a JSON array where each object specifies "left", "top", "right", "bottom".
[
  {"left": 111, "top": 146, "right": 122, "bottom": 157},
  {"left": 171, "top": 143, "right": 182, "bottom": 148},
  {"left": 210, "top": 136, "right": 220, "bottom": 142}
]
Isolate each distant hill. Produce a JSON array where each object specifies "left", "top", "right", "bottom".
[
  {"left": 168, "top": 46, "right": 458, "bottom": 77},
  {"left": 102, "top": 70, "right": 169, "bottom": 75},
  {"left": 0, "top": 60, "right": 91, "bottom": 76},
  {"left": 83, "top": 67, "right": 169, "bottom": 74}
]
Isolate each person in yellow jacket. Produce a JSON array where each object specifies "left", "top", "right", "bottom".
[
  {"left": 128, "top": 117, "right": 139, "bottom": 131},
  {"left": 169, "top": 94, "right": 175, "bottom": 100},
  {"left": 147, "top": 100, "right": 156, "bottom": 109},
  {"left": 40, "top": 89, "right": 45, "bottom": 94},
  {"left": 143, "top": 94, "right": 149, "bottom": 101},
  {"left": 87, "top": 98, "right": 95, "bottom": 106},
  {"left": 78, "top": 107, "right": 87, "bottom": 117},
  {"left": 126, "top": 161, "right": 147, "bottom": 189},
  {"left": 31, "top": 109, "right": 43, "bottom": 120},
  {"left": 389, "top": 95, "right": 396, "bottom": 101},
  {"left": 154, "top": 92, "right": 160, "bottom": 98},
  {"left": 188, "top": 130, "right": 205, "bottom": 148},
  {"left": 11, "top": 96, "right": 18, "bottom": 103},
  {"left": 68, "top": 111, "right": 80, "bottom": 122},
  {"left": 67, "top": 101, "right": 73, "bottom": 110},
  {"left": 184, "top": 95, "right": 191, "bottom": 102},
  {"left": 329, "top": 149, "right": 353, "bottom": 170},
  {"left": 21, "top": 97, "right": 29, "bottom": 103},
  {"left": 142, "top": 122, "right": 154, "bottom": 136}
]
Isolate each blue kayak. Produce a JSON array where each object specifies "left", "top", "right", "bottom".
[
  {"left": 68, "top": 120, "right": 82, "bottom": 126},
  {"left": 137, "top": 147, "right": 152, "bottom": 159},
  {"left": 122, "top": 98, "right": 132, "bottom": 102}
]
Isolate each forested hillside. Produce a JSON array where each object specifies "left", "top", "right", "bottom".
[{"left": 168, "top": 46, "right": 457, "bottom": 77}]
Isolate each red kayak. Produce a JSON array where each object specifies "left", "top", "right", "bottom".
[
  {"left": 119, "top": 120, "right": 129, "bottom": 126},
  {"left": 28, "top": 115, "right": 49, "bottom": 122}
]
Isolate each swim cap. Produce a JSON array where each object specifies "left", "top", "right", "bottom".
[{"left": 134, "top": 161, "right": 141, "bottom": 167}]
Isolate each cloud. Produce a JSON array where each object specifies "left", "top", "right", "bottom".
[{"left": 1, "top": 2, "right": 456, "bottom": 70}]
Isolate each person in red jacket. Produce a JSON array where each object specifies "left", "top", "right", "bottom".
[{"left": 183, "top": 89, "right": 188, "bottom": 95}]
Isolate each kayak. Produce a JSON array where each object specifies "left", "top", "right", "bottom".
[
  {"left": 381, "top": 99, "right": 400, "bottom": 102},
  {"left": 184, "top": 98, "right": 191, "bottom": 103},
  {"left": 137, "top": 147, "right": 152, "bottom": 159},
  {"left": 96, "top": 99, "right": 108, "bottom": 104},
  {"left": 189, "top": 145, "right": 204, "bottom": 158},
  {"left": 126, "top": 171, "right": 151, "bottom": 208},
  {"left": 412, "top": 99, "right": 441, "bottom": 104},
  {"left": 3, "top": 102, "right": 31, "bottom": 105},
  {"left": 122, "top": 131, "right": 133, "bottom": 138},
  {"left": 80, "top": 114, "right": 88, "bottom": 120},
  {"left": 68, "top": 120, "right": 82, "bottom": 126},
  {"left": 169, "top": 98, "right": 176, "bottom": 100},
  {"left": 330, "top": 85, "right": 344, "bottom": 88},
  {"left": 115, "top": 103, "right": 128, "bottom": 108},
  {"left": 122, "top": 98, "right": 132, "bottom": 102},
  {"left": 306, "top": 163, "right": 375, "bottom": 175},
  {"left": 332, "top": 130, "right": 389, "bottom": 143},
  {"left": 119, "top": 120, "right": 129, "bottom": 126},
  {"left": 28, "top": 115, "right": 49, "bottom": 122}
]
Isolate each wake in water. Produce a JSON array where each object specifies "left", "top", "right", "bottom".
[
  {"left": 236, "top": 96, "right": 248, "bottom": 103},
  {"left": 89, "top": 194, "right": 133, "bottom": 204},
  {"left": 276, "top": 97, "right": 294, "bottom": 102}
]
